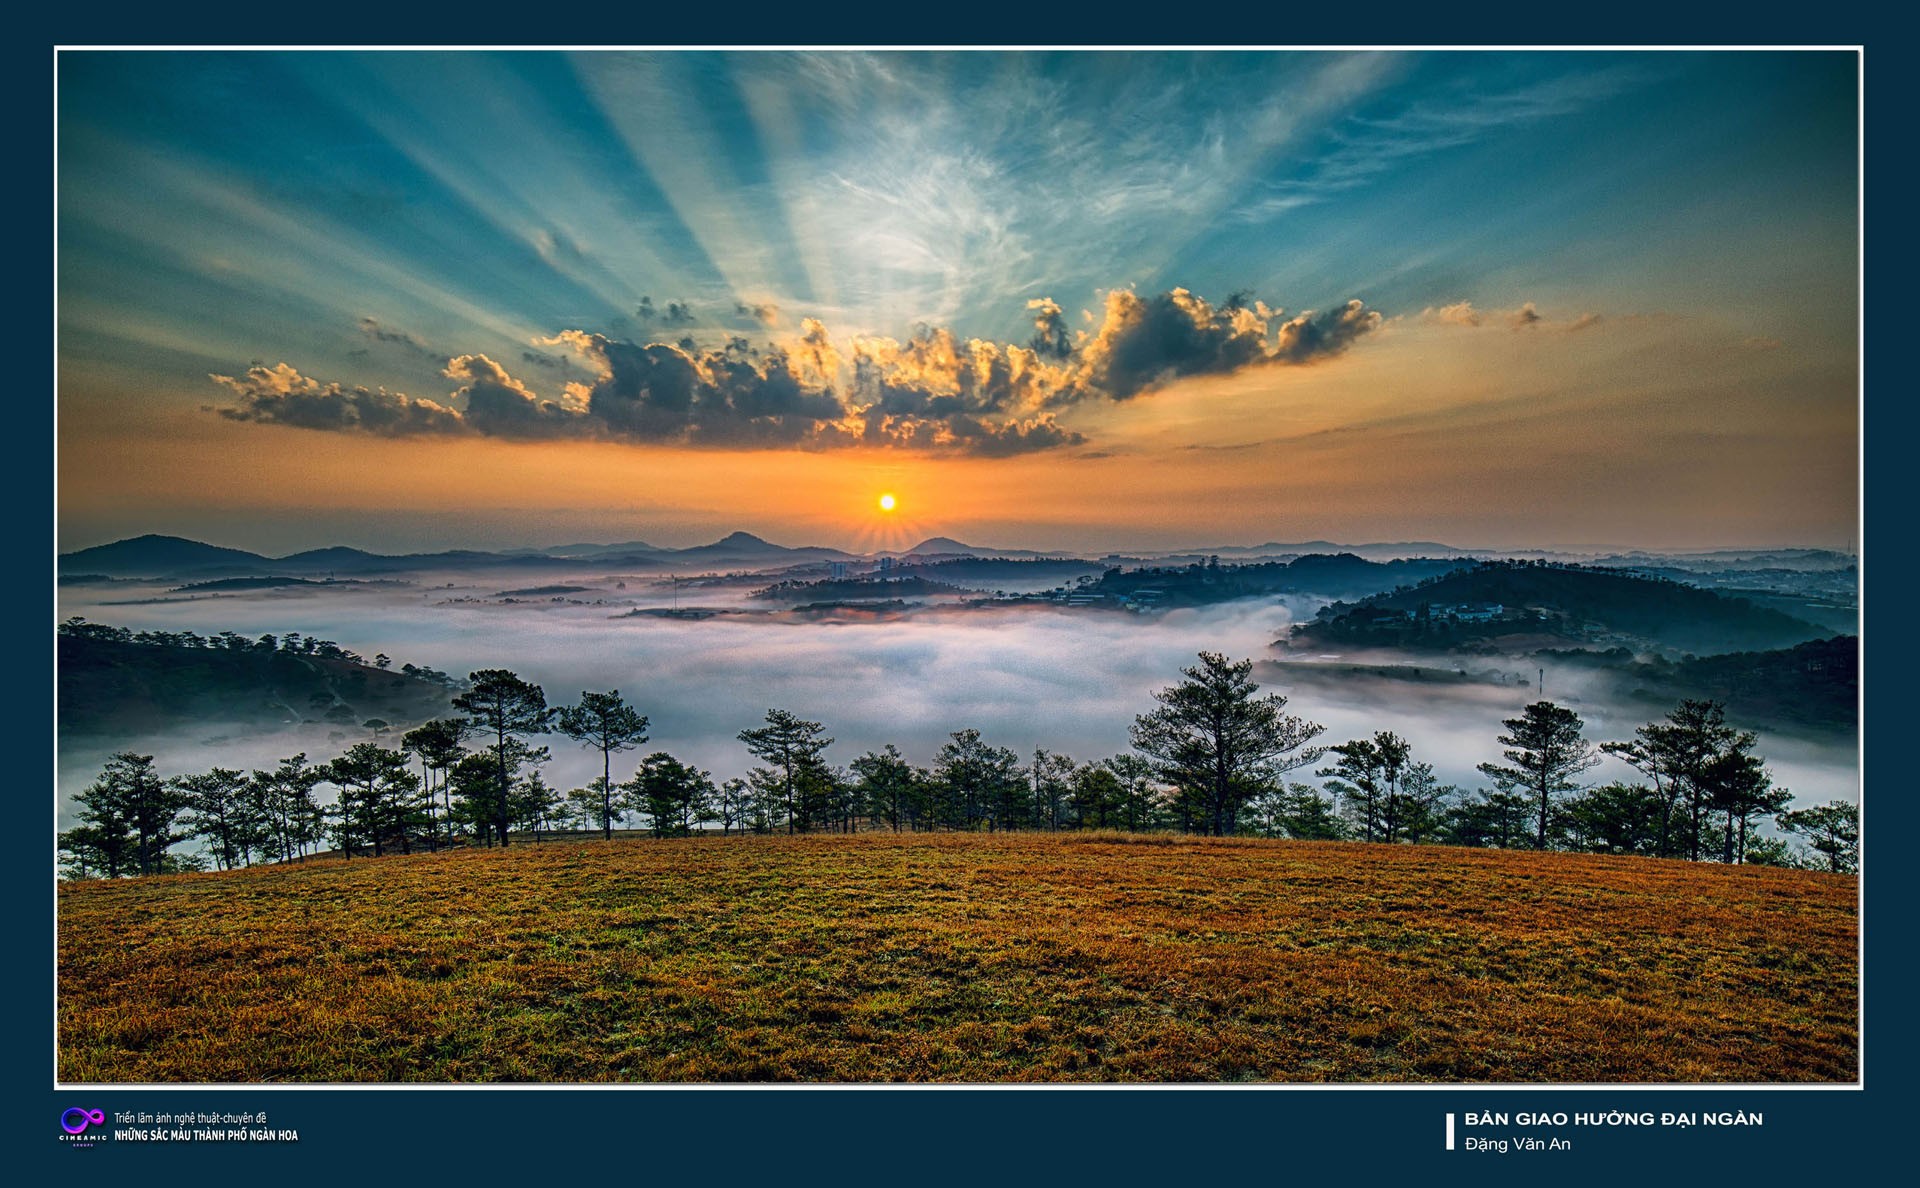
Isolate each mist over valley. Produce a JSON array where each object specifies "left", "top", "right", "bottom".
[{"left": 56, "top": 532, "right": 1860, "bottom": 838}]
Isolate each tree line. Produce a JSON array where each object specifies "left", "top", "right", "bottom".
[
  {"left": 58, "top": 651, "right": 1859, "bottom": 879},
  {"left": 59, "top": 616, "right": 461, "bottom": 687}
]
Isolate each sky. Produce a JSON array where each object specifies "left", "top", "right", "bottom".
[{"left": 55, "top": 50, "right": 1860, "bottom": 556}]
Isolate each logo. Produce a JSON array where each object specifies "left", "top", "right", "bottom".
[{"left": 61, "top": 1108, "right": 104, "bottom": 1135}]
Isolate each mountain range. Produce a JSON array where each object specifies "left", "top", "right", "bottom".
[
  {"left": 59, "top": 531, "right": 868, "bottom": 579},
  {"left": 57, "top": 532, "right": 1859, "bottom": 583},
  {"left": 57, "top": 532, "right": 1131, "bottom": 579}
]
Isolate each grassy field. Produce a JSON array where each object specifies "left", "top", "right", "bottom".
[{"left": 57, "top": 832, "right": 1858, "bottom": 1083}]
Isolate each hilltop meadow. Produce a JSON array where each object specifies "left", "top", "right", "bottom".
[{"left": 57, "top": 832, "right": 1857, "bottom": 1084}]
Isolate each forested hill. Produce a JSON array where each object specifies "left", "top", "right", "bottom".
[
  {"left": 1617, "top": 636, "right": 1858, "bottom": 733},
  {"left": 1089, "top": 554, "right": 1472, "bottom": 606},
  {"left": 57, "top": 625, "right": 459, "bottom": 738},
  {"left": 1297, "top": 562, "right": 1832, "bottom": 655}
]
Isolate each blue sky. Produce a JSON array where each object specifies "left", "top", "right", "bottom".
[{"left": 56, "top": 50, "right": 1860, "bottom": 552}]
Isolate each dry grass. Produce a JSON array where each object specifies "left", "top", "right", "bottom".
[{"left": 57, "top": 832, "right": 1858, "bottom": 1083}]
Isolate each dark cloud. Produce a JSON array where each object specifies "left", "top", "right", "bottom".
[
  {"left": 210, "top": 363, "right": 467, "bottom": 436},
  {"left": 1071, "top": 288, "right": 1272, "bottom": 401},
  {"left": 637, "top": 296, "right": 697, "bottom": 327},
  {"left": 447, "top": 355, "right": 585, "bottom": 439},
  {"left": 210, "top": 285, "right": 1388, "bottom": 458},
  {"left": 1059, "top": 288, "right": 1381, "bottom": 403},
  {"left": 1509, "top": 302, "right": 1543, "bottom": 330},
  {"left": 356, "top": 317, "right": 442, "bottom": 360},
  {"left": 1273, "top": 299, "right": 1385, "bottom": 362},
  {"left": 519, "top": 348, "right": 572, "bottom": 371},
  {"left": 546, "top": 330, "right": 848, "bottom": 447},
  {"left": 734, "top": 301, "right": 781, "bottom": 327},
  {"left": 1027, "top": 297, "right": 1072, "bottom": 360}
]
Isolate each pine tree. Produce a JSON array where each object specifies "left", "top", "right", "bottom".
[
  {"left": 174, "top": 767, "right": 250, "bottom": 870},
  {"left": 556, "top": 691, "right": 650, "bottom": 840},
  {"left": 81, "top": 752, "right": 187, "bottom": 876},
  {"left": 453, "top": 670, "right": 554, "bottom": 848},
  {"left": 327, "top": 743, "right": 420, "bottom": 858},
  {"left": 738, "top": 709, "right": 832, "bottom": 834},
  {"left": 1778, "top": 800, "right": 1859, "bottom": 874},
  {"left": 624, "top": 753, "right": 717, "bottom": 838},
  {"left": 1477, "top": 701, "right": 1599, "bottom": 850},
  {"left": 1130, "top": 652, "right": 1324, "bottom": 836}
]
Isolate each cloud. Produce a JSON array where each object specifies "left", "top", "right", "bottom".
[
  {"left": 870, "top": 409, "right": 1086, "bottom": 456},
  {"left": 541, "top": 330, "right": 850, "bottom": 447},
  {"left": 734, "top": 301, "right": 781, "bottom": 327},
  {"left": 356, "top": 317, "right": 442, "bottom": 360},
  {"left": 1027, "top": 298, "right": 1072, "bottom": 360},
  {"left": 447, "top": 355, "right": 584, "bottom": 439},
  {"left": 1422, "top": 301, "right": 1482, "bottom": 328},
  {"left": 1064, "top": 289, "right": 1380, "bottom": 402},
  {"left": 839, "top": 286, "right": 1382, "bottom": 437},
  {"left": 1422, "top": 301, "right": 1603, "bottom": 334},
  {"left": 851, "top": 327, "right": 1063, "bottom": 417},
  {"left": 210, "top": 363, "right": 467, "bottom": 436},
  {"left": 518, "top": 348, "right": 573, "bottom": 371},
  {"left": 210, "top": 285, "right": 1386, "bottom": 456},
  {"left": 637, "top": 296, "right": 696, "bottom": 327},
  {"left": 1274, "top": 300, "right": 1386, "bottom": 363},
  {"left": 1068, "top": 289, "right": 1270, "bottom": 401}
]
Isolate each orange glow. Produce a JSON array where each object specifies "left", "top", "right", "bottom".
[
  {"left": 55, "top": 313, "right": 1859, "bottom": 555},
  {"left": 878, "top": 492, "right": 898, "bottom": 512}
]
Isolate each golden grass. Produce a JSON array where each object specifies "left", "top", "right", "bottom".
[{"left": 57, "top": 832, "right": 1858, "bottom": 1083}]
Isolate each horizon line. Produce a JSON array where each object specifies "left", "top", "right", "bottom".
[{"left": 55, "top": 527, "right": 1861, "bottom": 563}]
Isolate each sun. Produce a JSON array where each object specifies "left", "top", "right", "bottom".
[{"left": 877, "top": 492, "right": 898, "bottom": 513}]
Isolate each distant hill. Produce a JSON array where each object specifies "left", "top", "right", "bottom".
[
  {"left": 1087, "top": 553, "right": 1473, "bottom": 608},
  {"left": 277, "top": 546, "right": 384, "bottom": 569},
  {"left": 877, "top": 537, "right": 1051, "bottom": 559},
  {"left": 1180, "top": 540, "right": 1475, "bottom": 562},
  {"left": 61, "top": 531, "right": 1859, "bottom": 584},
  {"left": 902, "top": 536, "right": 984, "bottom": 556},
  {"left": 58, "top": 630, "right": 458, "bottom": 739},
  {"left": 57, "top": 532, "right": 850, "bottom": 580},
  {"left": 1613, "top": 636, "right": 1858, "bottom": 734},
  {"left": 59, "top": 535, "right": 273, "bottom": 578},
  {"left": 59, "top": 536, "right": 583, "bottom": 579},
  {"left": 1590, "top": 548, "right": 1856, "bottom": 573},
  {"left": 270, "top": 548, "right": 580, "bottom": 576},
  {"left": 666, "top": 532, "right": 858, "bottom": 567},
  {"left": 901, "top": 556, "right": 1109, "bottom": 591},
  {"left": 1295, "top": 562, "right": 1831, "bottom": 655}
]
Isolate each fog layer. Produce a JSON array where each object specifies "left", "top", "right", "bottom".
[{"left": 56, "top": 575, "right": 1858, "bottom": 826}]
